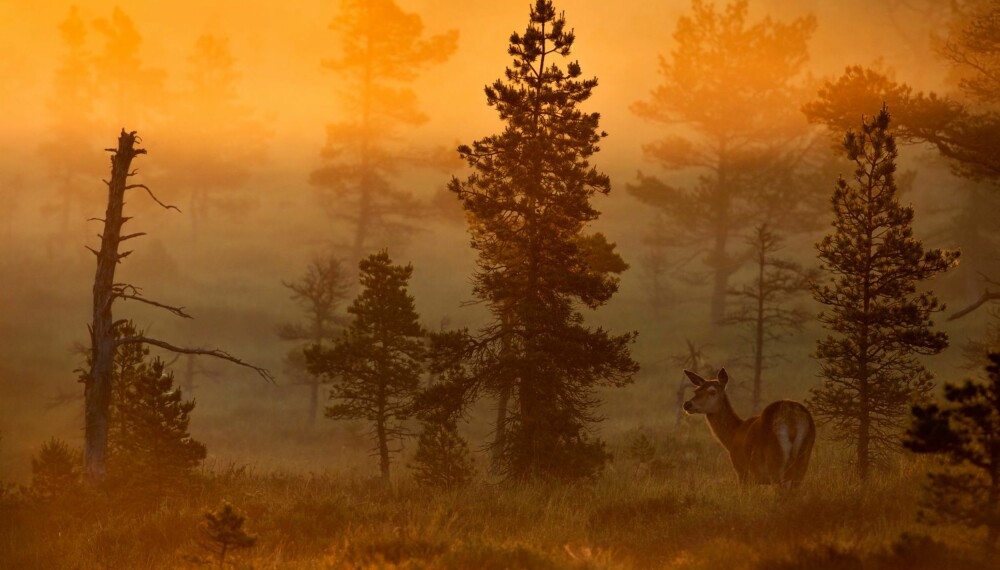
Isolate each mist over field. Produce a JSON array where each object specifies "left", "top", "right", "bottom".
[{"left": 1, "top": 1, "right": 998, "bottom": 568}]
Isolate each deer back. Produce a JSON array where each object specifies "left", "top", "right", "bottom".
[{"left": 733, "top": 400, "right": 815, "bottom": 486}]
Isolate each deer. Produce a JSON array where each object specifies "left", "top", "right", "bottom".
[{"left": 682, "top": 368, "right": 814, "bottom": 488}]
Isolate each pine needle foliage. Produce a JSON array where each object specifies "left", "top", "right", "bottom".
[
  {"left": 409, "top": 420, "right": 475, "bottom": 489},
  {"left": 307, "top": 251, "right": 426, "bottom": 481},
  {"left": 448, "top": 0, "right": 638, "bottom": 482},
  {"left": 905, "top": 353, "right": 1000, "bottom": 552},
  {"left": 310, "top": 0, "right": 458, "bottom": 263},
  {"left": 810, "top": 106, "right": 958, "bottom": 479},
  {"left": 107, "top": 322, "right": 207, "bottom": 493},
  {"left": 30, "top": 438, "right": 83, "bottom": 502}
]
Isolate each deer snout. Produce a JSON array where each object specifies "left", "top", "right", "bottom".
[{"left": 683, "top": 400, "right": 693, "bottom": 413}]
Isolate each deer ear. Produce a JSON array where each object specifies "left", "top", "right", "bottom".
[
  {"left": 718, "top": 368, "right": 729, "bottom": 386},
  {"left": 684, "top": 370, "right": 705, "bottom": 386}
]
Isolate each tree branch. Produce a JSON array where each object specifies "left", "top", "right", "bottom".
[
  {"left": 947, "top": 289, "right": 1000, "bottom": 321},
  {"left": 125, "top": 184, "right": 181, "bottom": 212},
  {"left": 115, "top": 291, "right": 192, "bottom": 319},
  {"left": 115, "top": 335, "right": 274, "bottom": 382}
]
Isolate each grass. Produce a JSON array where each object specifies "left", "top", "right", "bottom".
[{"left": 0, "top": 432, "right": 992, "bottom": 570}]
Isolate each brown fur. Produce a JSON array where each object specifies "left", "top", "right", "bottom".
[{"left": 683, "top": 368, "right": 815, "bottom": 487}]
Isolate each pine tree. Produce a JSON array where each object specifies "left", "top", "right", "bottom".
[
  {"left": 106, "top": 323, "right": 207, "bottom": 493},
  {"left": 83, "top": 130, "right": 270, "bottom": 485},
  {"left": 306, "top": 251, "right": 425, "bottom": 481},
  {"left": 278, "top": 254, "right": 352, "bottom": 430},
  {"left": 30, "top": 438, "right": 83, "bottom": 502},
  {"left": 91, "top": 7, "right": 166, "bottom": 128},
  {"left": 41, "top": 6, "right": 102, "bottom": 232},
  {"left": 158, "top": 34, "right": 269, "bottom": 232},
  {"left": 202, "top": 502, "right": 256, "bottom": 569},
  {"left": 810, "top": 106, "right": 958, "bottom": 479},
  {"left": 629, "top": 0, "right": 822, "bottom": 324},
  {"left": 449, "top": 0, "right": 638, "bottom": 481},
  {"left": 409, "top": 420, "right": 475, "bottom": 489},
  {"left": 905, "top": 353, "right": 1000, "bottom": 552},
  {"left": 725, "top": 225, "right": 812, "bottom": 413},
  {"left": 310, "top": 0, "right": 458, "bottom": 265}
]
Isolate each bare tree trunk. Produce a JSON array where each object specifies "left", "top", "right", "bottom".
[
  {"left": 753, "top": 252, "right": 766, "bottom": 414},
  {"left": 491, "top": 384, "right": 510, "bottom": 473},
  {"left": 857, "top": 380, "right": 871, "bottom": 480},
  {"left": 710, "top": 263, "right": 730, "bottom": 326},
  {"left": 491, "top": 312, "right": 512, "bottom": 473},
  {"left": 83, "top": 130, "right": 271, "bottom": 486},
  {"left": 376, "top": 417, "right": 390, "bottom": 482},
  {"left": 84, "top": 130, "right": 145, "bottom": 485},
  {"left": 308, "top": 377, "right": 319, "bottom": 431}
]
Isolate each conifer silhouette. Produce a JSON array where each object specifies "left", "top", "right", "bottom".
[{"left": 810, "top": 106, "right": 958, "bottom": 479}]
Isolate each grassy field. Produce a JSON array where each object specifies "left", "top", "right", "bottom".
[{"left": 0, "top": 428, "right": 990, "bottom": 570}]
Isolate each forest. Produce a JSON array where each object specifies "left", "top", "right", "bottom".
[{"left": 1, "top": 0, "right": 999, "bottom": 568}]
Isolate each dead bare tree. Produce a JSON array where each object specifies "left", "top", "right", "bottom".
[
  {"left": 84, "top": 130, "right": 271, "bottom": 485},
  {"left": 277, "top": 254, "right": 350, "bottom": 430},
  {"left": 725, "top": 225, "right": 813, "bottom": 413}
]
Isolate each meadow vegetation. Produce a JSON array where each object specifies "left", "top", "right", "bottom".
[{"left": 0, "top": 429, "right": 992, "bottom": 569}]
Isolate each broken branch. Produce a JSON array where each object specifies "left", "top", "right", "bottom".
[
  {"left": 115, "top": 335, "right": 274, "bottom": 383},
  {"left": 125, "top": 184, "right": 181, "bottom": 212}
]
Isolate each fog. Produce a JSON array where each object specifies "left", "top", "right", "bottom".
[{"left": 0, "top": 0, "right": 987, "bottom": 485}]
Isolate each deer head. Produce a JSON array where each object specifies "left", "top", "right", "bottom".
[{"left": 682, "top": 368, "right": 730, "bottom": 415}]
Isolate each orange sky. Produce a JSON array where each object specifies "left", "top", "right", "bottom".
[{"left": 0, "top": 0, "right": 951, "bottom": 165}]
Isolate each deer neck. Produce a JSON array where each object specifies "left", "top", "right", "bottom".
[{"left": 705, "top": 397, "right": 744, "bottom": 453}]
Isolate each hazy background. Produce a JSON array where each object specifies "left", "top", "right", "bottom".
[{"left": 0, "top": 0, "right": 985, "bottom": 482}]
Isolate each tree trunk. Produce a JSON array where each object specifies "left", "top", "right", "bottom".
[
  {"left": 709, "top": 238, "right": 730, "bottom": 326},
  {"left": 491, "top": 383, "right": 510, "bottom": 473},
  {"left": 753, "top": 255, "right": 766, "bottom": 414},
  {"left": 491, "top": 311, "right": 512, "bottom": 473},
  {"left": 84, "top": 130, "right": 145, "bottom": 486},
  {"left": 857, "top": 382, "right": 871, "bottom": 480},
  {"left": 376, "top": 417, "right": 390, "bottom": 481},
  {"left": 308, "top": 377, "right": 319, "bottom": 431}
]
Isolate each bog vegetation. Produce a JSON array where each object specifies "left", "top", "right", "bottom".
[{"left": 2, "top": 0, "right": 1000, "bottom": 568}]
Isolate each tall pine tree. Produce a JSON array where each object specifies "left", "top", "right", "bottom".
[
  {"left": 306, "top": 251, "right": 425, "bottom": 481},
  {"left": 629, "top": 0, "right": 821, "bottom": 324},
  {"left": 810, "top": 106, "right": 958, "bottom": 479},
  {"left": 449, "top": 0, "right": 637, "bottom": 481},
  {"left": 41, "top": 6, "right": 102, "bottom": 233},
  {"left": 158, "top": 34, "right": 269, "bottom": 232},
  {"left": 310, "top": 0, "right": 458, "bottom": 265}
]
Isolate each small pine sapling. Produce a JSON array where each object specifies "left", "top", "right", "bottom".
[
  {"left": 905, "top": 353, "right": 1000, "bottom": 552},
  {"left": 202, "top": 501, "right": 256, "bottom": 568},
  {"left": 409, "top": 420, "right": 475, "bottom": 489},
  {"left": 625, "top": 427, "right": 671, "bottom": 478},
  {"left": 30, "top": 438, "right": 83, "bottom": 502},
  {"left": 626, "top": 430, "right": 656, "bottom": 470}
]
